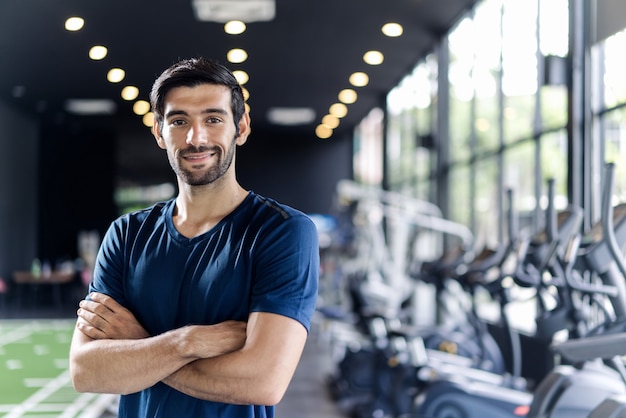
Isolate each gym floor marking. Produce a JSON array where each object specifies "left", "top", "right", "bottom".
[{"left": 0, "top": 319, "right": 118, "bottom": 418}]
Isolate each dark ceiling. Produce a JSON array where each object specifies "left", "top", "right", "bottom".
[{"left": 0, "top": 0, "right": 476, "bottom": 140}]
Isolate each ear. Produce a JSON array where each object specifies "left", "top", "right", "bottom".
[
  {"left": 152, "top": 121, "right": 167, "bottom": 149},
  {"left": 235, "top": 112, "right": 251, "bottom": 146}
]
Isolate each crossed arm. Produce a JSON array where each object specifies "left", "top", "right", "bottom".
[{"left": 69, "top": 292, "right": 308, "bottom": 405}]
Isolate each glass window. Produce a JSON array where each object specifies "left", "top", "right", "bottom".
[
  {"left": 540, "top": 129, "right": 569, "bottom": 209},
  {"left": 474, "top": 0, "right": 503, "bottom": 152},
  {"left": 448, "top": 164, "right": 472, "bottom": 227},
  {"left": 598, "top": 30, "right": 626, "bottom": 109},
  {"left": 593, "top": 27, "right": 626, "bottom": 209},
  {"left": 474, "top": 157, "right": 499, "bottom": 247},
  {"left": 353, "top": 107, "right": 384, "bottom": 186},
  {"left": 503, "top": 140, "right": 537, "bottom": 231},
  {"left": 502, "top": 0, "right": 537, "bottom": 142},
  {"left": 448, "top": 16, "right": 475, "bottom": 163},
  {"left": 600, "top": 109, "right": 626, "bottom": 201},
  {"left": 385, "top": 58, "right": 437, "bottom": 192}
]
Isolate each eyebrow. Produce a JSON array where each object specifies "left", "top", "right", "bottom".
[{"left": 165, "top": 108, "right": 229, "bottom": 119}]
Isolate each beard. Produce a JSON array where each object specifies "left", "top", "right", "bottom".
[{"left": 168, "top": 137, "right": 237, "bottom": 186}]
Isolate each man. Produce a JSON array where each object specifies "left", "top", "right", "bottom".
[{"left": 69, "top": 57, "right": 320, "bottom": 418}]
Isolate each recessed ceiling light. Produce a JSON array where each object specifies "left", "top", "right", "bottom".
[
  {"left": 267, "top": 107, "right": 316, "bottom": 125},
  {"left": 224, "top": 20, "right": 246, "bottom": 34},
  {"left": 121, "top": 86, "right": 139, "bottom": 101},
  {"left": 89, "top": 46, "right": 108, "bottom": 60},
  {"left": 315, "top": 124, "right": 332, "bottom": 139},
  {"left": 107, "top": 68, "right": 126, "bottom": 83},
  {"left": 329, "top": 103, "right": 348, "bottom": 118},
  {"left": 382, "top": 22, "right": 403, "bottom": 37},
  {"left": 338, "top": 89, "right": 357, "bottom": 104},
  {"left": 322, "top": 114, "right": 340, "bottom": 129},
  {"left": 349, "top": 72, "right": 369, "bottom": 87},
  {"left": 363, "top": 50, "right": 384, "bottom": 65},
  {"left": 233, "top": 70, "right": 249, "bottom": 85},
  {"left": 143, "top": 112, "right": 154, "bottom": 127},
  {"left": 65, "top": 99, "right": 116, "bottom": 115},
  {"left": 133, "top": 100, "right": 151, "bottom": 115},
  {"left": 65, "top": 17, "right": 85, "bottom": 31},
  {"left": 227, "top": 48, "right": 248, "bottom": 63}
]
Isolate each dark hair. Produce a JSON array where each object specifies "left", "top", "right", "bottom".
[{"left": 150, "top": 57, "right": 246, "bottom": 132}]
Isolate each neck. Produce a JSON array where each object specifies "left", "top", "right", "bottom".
[{"left": 172, "top": 178, "right": 248, "bottom": 238}]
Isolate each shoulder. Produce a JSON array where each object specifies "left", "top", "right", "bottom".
[
  {"left": 239, "top": 193, "right": 319, "bottom": 251},
  {"left": 105, "top": 200, "right": 172, "bottom": 240},
  {"left": 245, "top": 193, "right": 316, "bottom": 232},
  {"left": 247, "top": 192, "right": 310, "bottom": 221}
]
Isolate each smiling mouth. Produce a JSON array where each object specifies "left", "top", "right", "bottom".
[
  {"left": 181, "top": 148, "right": 218, "bottom": 162},
  {"left": 185, "top": 152, "right": 214, "bottom": 161}
]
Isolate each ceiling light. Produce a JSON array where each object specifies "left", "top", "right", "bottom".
[
  {"left": 363, "top": 50, "right": 384, "bottom": 65},
  {"left": 89, "top": 46, "right": 108, "bottom": 60},
  {"left": 227, "top": 48, "right": 248, "bottom": 63},
  {"left": 267, "top": 107, "right": 316, "bottom": 125},
  {"left": 224, "top": 20, "right": 247, "bottom": 34},
  {"left": 382, "top": 22, "right": 403, "bottom": 37},
  {"left": 322, "top": 114, "right": 340, "bottom": 129},
  {"left": 65, "top": 17, "right": 85, "bottom": 31},
  {"left": 338, "top": 89, "right": 357, "bottom": 104},
  {"left": 329, "top": 103, "right": 348, "bottom": 118},
  {"left": 233, "top": 70, "right": 249, "bottom": 85},
  {"left": 242, "top": 87, "right": 250, "bottom": 101},
  {"left": 192, "top": 0, "right": 275, "bottom": 22},
  {"left": 315, "top": 124, "right": 332, "bottom": 139},
  {"left": 349, "top": 72, "right": 369, "bottom": 87},
  {"left": 143, "top": 112, "right": 154, "bottom": 127},
  {"left": 121, "top": 86, "right": 139, "bottom": 101},
  {"left": 65, "top": 99, "right": 116, "bottom": 115},
  {"left": 133, "top": 100, "right": 151, "bottom": 115},
  {"left": 107, "top": 68, "right": 126, "bottom": 83}
]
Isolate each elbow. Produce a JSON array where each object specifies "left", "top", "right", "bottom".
[
  {"left": 70, "top": 363, "right": 91, "bottom": 393},
  {"left": 69, "top": 354, "right": 123, "bottom": 395},
  {"left": 70, "top": 365, "right": 133, "bottom": 395},
  {"left": 70, "top": 355, "right": 103, "bottom": 394},
  {"left": 249, "top": 376, "right": 290, "bottom": 406}
]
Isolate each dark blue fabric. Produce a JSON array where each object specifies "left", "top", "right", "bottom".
[{"left": 89, "top": 191, "right": 319, "bottom": 418}]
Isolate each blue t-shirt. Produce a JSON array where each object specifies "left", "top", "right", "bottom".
[{"left": 89, "top": 191, "right": 319, "bottom": 418}]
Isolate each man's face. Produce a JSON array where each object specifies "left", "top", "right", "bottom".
[{"left": 154, "top": 84, "right": 247, "bottom": 186}]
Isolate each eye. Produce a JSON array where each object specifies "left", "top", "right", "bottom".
[
  {"left": 170, "top": 119, "right": 187, "bottom": 126},
  {"left": 206, "top": 116, "right": 223, "bottom": 124}
]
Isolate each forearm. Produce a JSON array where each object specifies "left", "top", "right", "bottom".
[
  {"left": 163, "top": 349, "right": 282, "bottom": 405},
  {"left": 162, "top": 313, "right": 307, "bottom": 405},
  {"left": 70, "top": 327, "right": 195, "bottom": 395}
]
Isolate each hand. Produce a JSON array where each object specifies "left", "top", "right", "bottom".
[{"left": 77, "top": 292, "right": 149, "bottom": 340}]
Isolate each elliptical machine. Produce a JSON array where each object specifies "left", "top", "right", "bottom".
[
  {"left": 526, "top": 162, "right": 626, "bottom": 418},
  {"left": 413, "top": 180, "right": 585, "bottom": 418}
]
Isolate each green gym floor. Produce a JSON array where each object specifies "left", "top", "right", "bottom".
[{"left": 0, "top": 319, "right": 117, "bottom": 418}]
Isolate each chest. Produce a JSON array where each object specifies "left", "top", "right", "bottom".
[{"left": 124, "top": 227, "right": 254, "bottom": 333}]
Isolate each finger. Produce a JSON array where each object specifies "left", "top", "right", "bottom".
[
  {"left": 89, "top": 292, "right": 122, "bottom": 313},
  {"left": 79, "top": 299, "right": 106, "bottom": 315},
  {"left": 76, "top": 317, "right": 106, "bottom": 340},
  {"left": 79, "top": 299, "right": 115, "bottom": 323},
  {"left": 77, "top": 307, "right": 106, "bottom": 331}
]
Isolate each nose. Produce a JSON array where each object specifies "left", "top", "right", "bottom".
[{"left": 185, "top": 122, "right": 208, "bottom": 146}]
